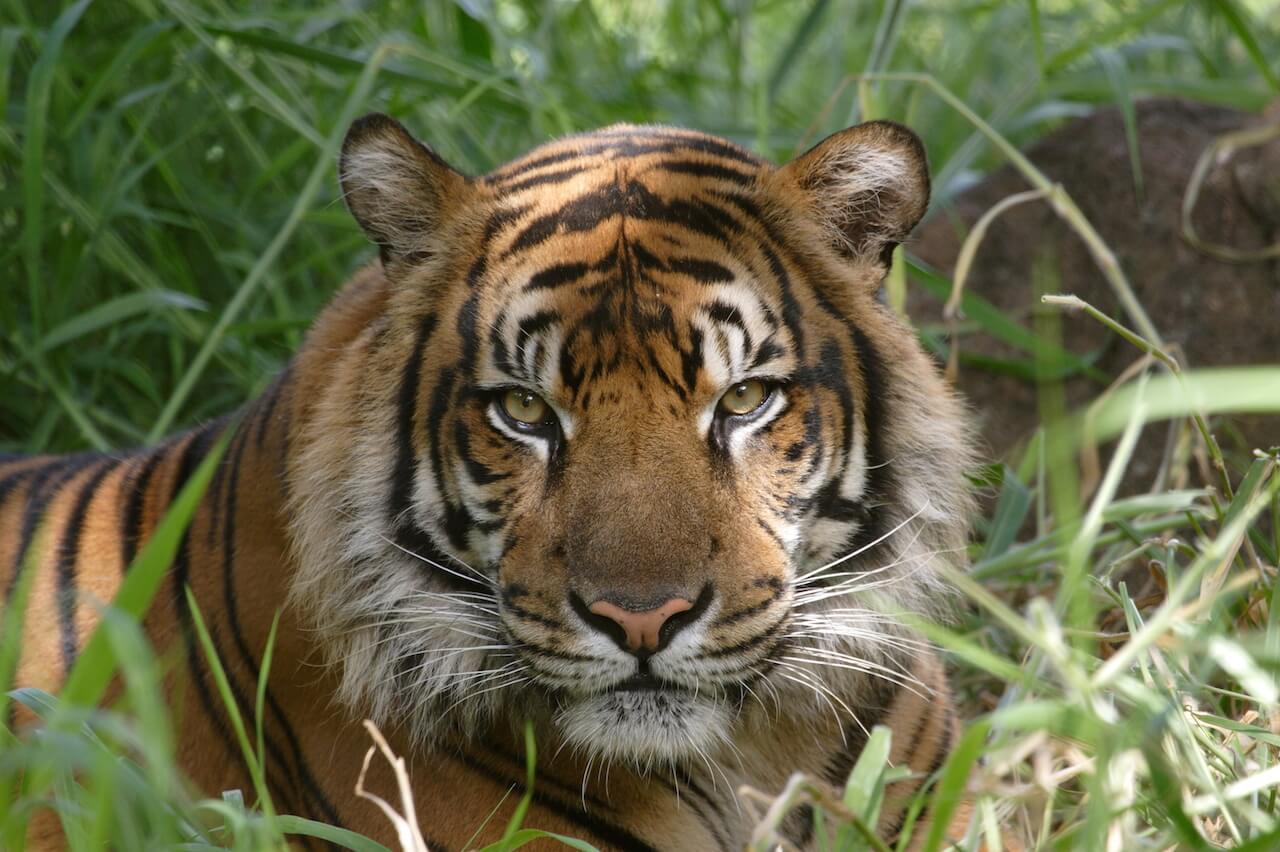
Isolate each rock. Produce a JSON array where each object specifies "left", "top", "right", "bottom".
[{"left": 909, "top": 97, "right": 1280, "bottom": 487}]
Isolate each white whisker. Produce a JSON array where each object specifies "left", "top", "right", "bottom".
[{"left": 794, "top": 502, "right": 931, "bottom": 584}]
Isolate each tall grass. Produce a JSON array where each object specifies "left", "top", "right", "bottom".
[{"left": 2, "top": 0, "right": 1280, "bottom": 849}]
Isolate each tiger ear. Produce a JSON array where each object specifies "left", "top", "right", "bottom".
[
  {"left": 339, "top": 112, "right": 471, "bottom": 265},
  {"left": 780, "top": 120, "right": 930, "bottom": 270}
]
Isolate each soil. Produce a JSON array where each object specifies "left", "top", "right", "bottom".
[{"left": 908, "top": 97, "right": 1280, "bottom": 489}]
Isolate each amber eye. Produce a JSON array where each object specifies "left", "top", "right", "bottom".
[
  {"left": 500, "top": 388, "right": 551, "bottom": 426},
  {"left": 718, "top": 380, "right": 770, "bottom": 416}
]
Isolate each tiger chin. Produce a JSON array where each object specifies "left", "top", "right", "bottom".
[{"left": 5, "top": 112, "right": 978, "bottom": 850}]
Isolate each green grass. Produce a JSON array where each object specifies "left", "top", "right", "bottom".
[{"left": 3, "top": 0, "right": 1280, "bottom": 849}]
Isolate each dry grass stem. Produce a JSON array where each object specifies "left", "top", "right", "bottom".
[{"left": 356, "top": 719, "right": 430, "bottom": 852}]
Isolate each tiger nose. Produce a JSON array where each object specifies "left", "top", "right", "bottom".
[{"left": 586, "top": 597, "right": 694, "bottom": 653}]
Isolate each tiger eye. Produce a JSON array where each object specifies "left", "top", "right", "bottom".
[
  {"left": 718, "top": 380, "right": 768, "bottom": 416},
  {"left": 501, "top": 389, "right": 550, "bottom": 425}
]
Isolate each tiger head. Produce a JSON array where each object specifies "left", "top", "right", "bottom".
[{"left": 287, "top": 115, "right": 972, "bottom": 768}]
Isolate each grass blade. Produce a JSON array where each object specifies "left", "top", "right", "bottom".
[
  {"left": 1201, "top": 0, "right": 1280, "bottom": 90},
  {"left": 21, "top": 0, "right": 91, "bottom": 333},
  {"left": 147, "top": 40, "right": 396, "bottom": 440}
]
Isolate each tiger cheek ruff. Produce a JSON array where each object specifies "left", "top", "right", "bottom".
[{"left": 3, "top": 114, "right": 977, "bottom": 850}]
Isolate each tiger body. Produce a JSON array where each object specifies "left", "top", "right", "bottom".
[{"left": 3, "top": 116, "right": 974, "bottom": 850}]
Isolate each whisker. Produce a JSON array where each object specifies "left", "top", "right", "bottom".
[
  {"left": 794, "top": 502, "right": 930, "bottom": 584},
  {"left": 795, "top": 542, "right": 968, "bottom": 597},
  {"left": 793, "top": 544, "right": 965, "bottom": 608},
  {"left": 441, "top": 673, "right": 532, "bottom": 717},
  {"left": 778, "top": 653, "right": 929, "bottom": 698},
  {"left": 335, "top": 506, "right": 496, "bottom": 589},
  {"left": 794, "top": 524, "right": 932, "bottom": 599}
]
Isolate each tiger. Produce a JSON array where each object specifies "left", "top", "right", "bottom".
[{"left": 2, "top": 113, "right": 977, "bottom": 850}]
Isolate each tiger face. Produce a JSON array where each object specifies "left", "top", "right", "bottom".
[{"left": 288, "top": 116, "right": 972, "bottom": 769}]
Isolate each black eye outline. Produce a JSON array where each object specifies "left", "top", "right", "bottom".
[
  {"left": 708, "top": 379, "right": 784, "bottom": 456},
  {"left": 491, "top": 387, "right": 560, "bottom": 436},
  {"left": 715, "top": 379, "right": 776, "bottom": 420}
]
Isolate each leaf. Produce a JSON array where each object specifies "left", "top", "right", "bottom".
[
  {"left": 1201, "top": 0, "right": 1280, "bottom": 91},
  {"left": 1094, "top": 46, "right": 1144, "bottom": 203},
  {"left": 1080, "top": 367, "right": 1280, "bottom": 448},
  {"left": 842, "top": 724, "right": 892, "bottom": 822},
  {"left": 766, "top": 0, "right": 831, "bottom": 103},
  {"left": 22, "top": 0, "right": 92, "bottom": 332},
  {"left": 275, "top": 815, "right": 394, "bottom": 852},
  {"left": 981, "top": 466, "right": 1031, "bottom": 560},
  {"left": 58, "top": 426, "right": 233, "bottom": 709},
  {"left": 907, "top": 257, "right": 1108, "bottom": 383},
  {"left": 36, "top": 291, "right": 207, "bottom": 354},
  {"left": 919, "top": 719, "right": 988, "bottom": 851}
]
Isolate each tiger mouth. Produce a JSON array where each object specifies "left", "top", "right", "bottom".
[{"left": 605, "top": 673, "right": 688, "bottom": 693}]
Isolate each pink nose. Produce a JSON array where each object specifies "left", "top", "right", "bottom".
[{"left": 588, "top": 597, "right": 694, "bottom": 652}]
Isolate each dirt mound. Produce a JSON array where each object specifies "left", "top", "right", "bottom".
[{"left": 909, "top": 97, "right": 1280, "bottom": 486}]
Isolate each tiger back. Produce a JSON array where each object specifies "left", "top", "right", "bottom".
[{"left": 1, "top": 114, "right": 976, "bottom": 850}]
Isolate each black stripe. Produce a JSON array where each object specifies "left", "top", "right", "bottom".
[
  {"left": 710, "top": 192, "right": 806, "bottom": 354},
  {"left": 204, "top": 423, "right": 233, "bottom": 554},
  {"left": 680, "top": 325, "right": 705, "bottom": 398},
  {"left": 163, "top": 421, "right": 309, "bottom": 822},
  {"left": 835, "top": 327, "right": 892, "bottom": 556},
  {"left": 474, "top": 738, "right": 613, "bottom": 811},
  {"left": 714, "top": 583, "right": 782, "bottom": 627},
  {"left": 642, "top": 133, "right": 763, "bottom": 165},
  {"left": 488, "top": 132, "right": 762, "bottom": 184},
  {"left": 219, "top": 421, "right": 344, "bottom": 825},
  {"left": 705, "top": 299, "right": 755, "bottom": 363},
  {"left": 750, "top": 338, "right": 784, "bottom": 369},
  {"left": 882, "top": 706, "right": 955, "bottom": 842},
  {"left": 217, "top": 424, "right": 302, "bottom": 804},
  {"left": 582, "top": 130, "right": 762, "bottom": 165},
  {"left": 701, "top": 612, "right": 787, "bottom": 659},
  {"left": 120, "top": 448, "right": 166, "bottom": 570},
  {"left": 821, "top": 674, "right": 903, "bottom": 790},
  {"left": 255, "top": 367, "right": 290, "bottom": 451},
  {"left": 643, "top": 347, "right": 688, "bottom": 401},
  {"left": 504, "top": 182, "right": 742, "bottom": 260},
  {"left": 498, "top": 164, "right": 588, "bottom": 194},
  {"left": 56, "top": 459, "right": 116, "bottom": 672},
  {"left": 508, "top": 309, "right": 560, "bottom": 382},
  {"left": 753, "top": 517, "right": 787, "bottom": 552},
  {"left": 448, "top": 749, "right": 659, "bottom": 852},
  {"left": 524, "top": 260, "right": 592, "bottom": 292},
  {"left": 487, "top": 147, "right": 584, "bottom": 181},
  {"left": 670, "top": 258, "right": 735, "bottom": 283},
  {"left": 459, "top": 206, "right": 529, "bottom": 368},
  {"left": 503, "top": 185, "right": 625, "bottom": 257},
  {"left": 388, "top": 315, "right": 437, "bottom": 526},
  {"left": 2, "top": 454, "right": 96, "bottom": 733},
  {"left": 393, "top": 522, "right": 489, "bottom": 592},
  {"left": 502, "top": 596, "right": 564, "bottom": 631},
  {"left": 705, "top": 299, "right": 748, "bottom": 331},
  {"left": 0, "top": 464, "right": 38, "bottom": 511},
  {"left": 508, "top": 636, "right": 601, "bottom": 664},
  {"left": 455, "top": 422, "right": 507, "bottom": 486},
  {"left": 656, "top": 159, "right": 755, "bottom": 184},
  {"left": 6, "top": 455, "right": 98, "bottom": 603},
  {"left": 667, "top": 767, "right": 732, "bottom": 850},
  {"left": 167, "top": 424, "right": 250, "bottom": 787},
  {"left": 424, "top": 369, "right": 476, "bottom": 556}
]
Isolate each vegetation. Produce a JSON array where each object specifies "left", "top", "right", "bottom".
[{"left": 2, "top": 0, "right": 1280, "bottom": 848}]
